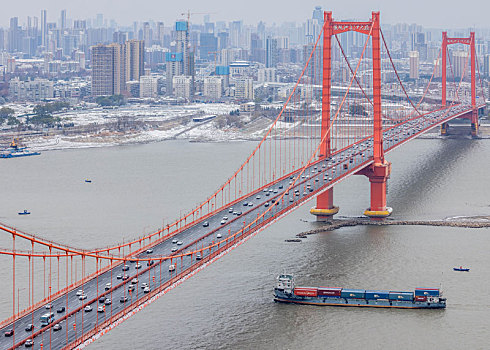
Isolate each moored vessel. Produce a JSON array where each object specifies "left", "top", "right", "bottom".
[
  {"left": 0, "top": 139, "right": 40, "bottom": 158},
  {"left": 274, "top": 275, "right": 446, "bottom": 309}
]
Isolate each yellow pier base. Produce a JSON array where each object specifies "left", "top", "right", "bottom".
[
  {"left": 364, "top": 207, "right": 393, "bottom": 218},
  {"left": 310, "top": 206, "right": 339, "bottom": 221}
]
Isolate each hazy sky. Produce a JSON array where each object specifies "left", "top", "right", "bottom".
[{"left": 1, "top": 0, "right": 489, "bottom": 29}]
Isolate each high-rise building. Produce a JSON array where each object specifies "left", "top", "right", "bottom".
[
  {"left": 41, "top": 10, "right": 48, "bottom": 47},
  {"left": 172, "top": 75, "right": 192, "bottom": 99},
  {"left": 217, "top": 32, "right": 229, "bottom": 50},
  {"left": 91, "top": 40, "right": 145, "bottom": 96},
  {"left": 0, "top": 29, "right": 5, "bottom": 51},
  {"left": 203, "top": 77, "right": 223, "bottom": 99},
  {"left": 124, "top": 40, "right": 145, "bottom": 82},
  {"left": 199, "top": 33, "right": 217, "bottom": 60},
  {"left": 95, "top": 14, "right": 104, "bottom": 28},
  {"left": 113, "top": 31, "right": 128, "bottom": 45},
  {"left": 258, "top": 68, "right": 276, "bottom": 83},
  {"left": 91, "top": 43, "right": 123, "bottom": 96},
  {"left": 266, "top": 37, "right": 278, "bottom": 68},
  {"left": 452, "top": 50, "right": 468, "bottom": 78},
  {"left": 305, "top": 19, "right": 320, "bottom": 44},
  {"left": 142, "top": 22, "right": 153, "bottom": 47},
  {"left": 235, "top": 78, "right": 254, "bottom": 100},
  {"left": 8, "top": 17, "right": 23, "bottom": 53},
  {"left": 312, "top": 6, "right": 323, "bottom": 22},
  {"left": 75, "top": 51, "right": 86, "bottom": 69},
  {"left": 156, "top": 22, "right": 165, "bottom": 46},
  {"left": 303, "top": 43, "right": 322, "bottom": 84},
  {"left": 409, "top": 51, "right": 419, "bottom": 79},
  {"left": 139, "top": 75, "right": 158, "bottom": 98},
  {"left": 73, "top": 20, "right": 86, "bottom": 30},
  {"left": 483, "top": 54, "right": 490, "bottom": 77},
  {"left": 250, "top": 33, "right": 264, "bottom": 63},
  {"left": 166, "top": 21, "right": 194, "bottom": 97},
  {"left": 60, "top": 10, "right": 67, "bottom": 30},
  {"left": 230, "top": 21, "right": 242, "bottom": 47}
]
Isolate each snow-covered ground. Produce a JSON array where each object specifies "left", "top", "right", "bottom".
[
  {"left": 7, "top": 103, "right": 248, "bottom": 151},
  {"left": 57, "top": 103, "right": 239, "bottom": 127}
]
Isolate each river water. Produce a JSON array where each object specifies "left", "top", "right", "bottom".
[{"left": 1, "top": 137, "right": 489, "bottom": 349}]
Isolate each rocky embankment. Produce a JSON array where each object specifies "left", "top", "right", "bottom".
[{"left": 286, "top": 217, "right": 490, "bottom": 241}]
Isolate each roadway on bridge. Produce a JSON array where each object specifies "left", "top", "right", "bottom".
[{"left": 1, "top": 104, "right": 474, "bottom": 349}]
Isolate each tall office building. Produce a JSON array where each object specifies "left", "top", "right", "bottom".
[
  {"left": 266, "top": 37, "right": 278, "bottom": 68},
  {"left": 41, "top": 10, "right": 47, "bottom": 47},
  {"left": 409, "top": 51, "right": 419, "bottom": 79},
  {"left": 60, "top": 10, "right": 67, "bottom": 30}
]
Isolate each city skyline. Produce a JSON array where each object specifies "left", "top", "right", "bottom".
[{"left": 1, "top": 0, "right": 490, "bottom": 29}]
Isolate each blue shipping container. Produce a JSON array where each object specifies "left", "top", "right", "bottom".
[
  {"left": 365, "top": 290, "right": 390, "bottom": 300},
  {"left": 415, "top": 289, "right": 440, "bottom": 297},
  {"left": 389, "top": 291, "right": 414, "bottom": 301},
  {"left": 340, "top": 289, "right": 365, "bottom": 299},
  {"left": 176, "top": 21, "right": 188, "bottom": 31}
]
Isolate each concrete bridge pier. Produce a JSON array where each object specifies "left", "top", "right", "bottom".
[
  {"left": 471, "top": 109, "right": 479, "bottom": 138},
  {"left": 310, "top": 188, "right": 339, "bottom": 221},
  {"left": 357, "top": 161, "right": 392, "bottom": 219},
  {"left": 441, "top": 122, "right": 449, "bottom": 136}
]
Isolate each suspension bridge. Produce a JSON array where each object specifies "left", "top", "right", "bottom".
[{"left": 0, "top": 11, "right": 486, "bottom": 349}]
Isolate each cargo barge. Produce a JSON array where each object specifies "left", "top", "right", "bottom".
[{"left": 274, "top": 275, "right": 446, "bottom": 309}]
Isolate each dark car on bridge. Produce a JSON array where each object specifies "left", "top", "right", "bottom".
[
  {"left": 57, "top": 306, "right": 65, "bottom": 313},
  {"left": 4, "top": 329, "right": 13, "bottom": 337}
]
